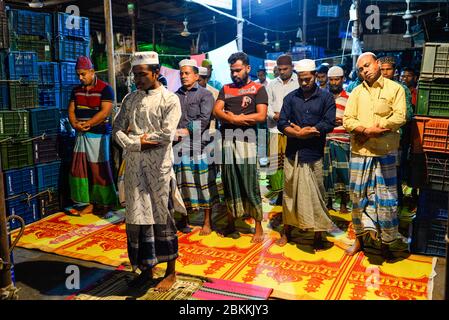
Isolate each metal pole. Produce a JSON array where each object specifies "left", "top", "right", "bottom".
[
  {"left": 352, "top": 0, "right": 360, "bottom": 70},
  {"left": 302, "top": 0, "right": 307, "bottom": 45},
  {"left": 237, "top": 0, "right": 243, "bottom": 51},
  {"left": 103, "top": 0, "right": 117, "bottom": 106},
  {"left": 0, "top": 172, "right": 12, "bottom": 290}
]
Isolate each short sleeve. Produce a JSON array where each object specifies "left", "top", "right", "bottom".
[
  {"left": 217, "top": 87, "right": 225, "bottom": 102},
  {"left": 101, "top": 85, "right": 115, "bottom": 102},
  {"left": 255, "top": 86, "right": 268, "bottom": 105}
]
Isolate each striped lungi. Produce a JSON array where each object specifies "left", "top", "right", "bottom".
[
  {"left": 349, "top": 152, "right": 401, "bottom": 244},
  {"left": 282, "top": 154, "right": 334, "bottom": 231},
  {"left": 126, "top": 213, "right": 178, "bottom": 272},
  {"left": 222, "top": 138, "right": 263, "bottom": 221},
  {"left": 267, "top": 132, "right": 287, "bottom": 192},
  {"left": 69, "top": 132, "right": 118, "bottom": 207},
  {"left": 323, "top": 139, "right": 350, "bottom": 199},
  {"left": 174, "top": 154, "right": 219, "bottom": 211}
]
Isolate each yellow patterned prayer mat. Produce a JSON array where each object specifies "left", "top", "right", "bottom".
[
  {"left": 10, "top": 210, "right": 125, "bottom": 254},
  {"left": 11, "top": 206, "right": 436, "bottom": 300}
]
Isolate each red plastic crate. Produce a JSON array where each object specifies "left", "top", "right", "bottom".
[{"left": 411, "top": 116, "right": 449, "bottom": 154}]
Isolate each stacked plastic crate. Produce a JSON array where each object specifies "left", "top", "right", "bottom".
[{"left": 410, "top": 42, "right": 449, "bottom": 257}]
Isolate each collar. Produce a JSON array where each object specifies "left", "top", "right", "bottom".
[
  {"left": 363, "top": 74, "right": 384, "bottom": 89},
  {"left": 83, "top": 75, "right": 98, "bottom": 89},
  {"left": 143, "top": 85, "right": 163, "bottom": 95},
  {"left": 276, "top": 72, "right": 297, "bottom": 84},
  {"left": 178, "top": 83, "right": 199, "bottom": 94},
  {"left": 296, "top": 84, "right": 320, "bottom": 99}
]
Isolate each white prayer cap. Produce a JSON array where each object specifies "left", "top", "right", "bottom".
[
  {"left": 198, "top": 66, "right": 208, "bottom": 76},
  {"left": 294, "top": 59, "right": 316, "bottom": 72},
  {"left": 131, "top": 51, "right": 159, "bottom": 67},
  {"left": 179, "top": 59, "right": 198, "bottom": 68},
  {"left": 328, "top": 66, "right": 344, "bottom": 77}
]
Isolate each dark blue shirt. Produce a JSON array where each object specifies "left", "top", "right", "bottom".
[{"left": 277, "top": 85, "right": 336, "bottom": 163}]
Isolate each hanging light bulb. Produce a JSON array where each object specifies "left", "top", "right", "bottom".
[
  {"left": 262, "top": 32, "right": 269, "bottom": 45},
  {"left": 181, "top": 18, "right": 191, "bottom": 37}
]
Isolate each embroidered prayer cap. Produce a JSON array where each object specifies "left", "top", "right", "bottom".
[
  {"left": 294, "top": 59, "right": 316, "bottom": 73},
  {"left": 75, "top": 56, "right": 94, "bottom": 70},
  {"left": 379, "top": 56, "right": 396, "bottom": 66},
  {"left": 198, "top": 66, "right": 208, "bottom": 76},
  {"left": 276, "top": 54, "right": 293, "bottom": 66},
  {"left": 328, "top": 66, "right": 344, "bottom": 77},
  {"left": 131, "top": 51, "right": 159, "bottom": 67},
  {"left": 179, "top": 59, "right": 198, "bottom": 68}
]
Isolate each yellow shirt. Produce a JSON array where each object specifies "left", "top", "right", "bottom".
[{"left": 343, "top": 75, "right": 406, "bottom": 156}]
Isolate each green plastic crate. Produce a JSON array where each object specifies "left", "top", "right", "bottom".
[
  {"left": 0, "top": 12, "right": 8, "bottom": 49},
  {"left": 9, "top": 82, "right": 38, "bottom": 110},
  {"left": 0, "top": 110, "right": 29, "bottom": 138},
  {"left": 0, "top": 139, "right": 33, "bottom": 170},
  {"left": 9, "top": 35, "right": 52, "bottom": 62},
  {"left": 421, "top": 43, "right": 449, "bottom": 80},
  {"left": 417, "top": 81, "right": 449, "bottom": 117}
]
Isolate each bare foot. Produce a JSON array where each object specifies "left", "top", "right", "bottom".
[
  {"left": 79, "top": 204, "right": 94, "bottom": 215},
  {"left": 199, "top": 224, "right": 212, "bottom": 236},
  {"left": 345, "top": 239, "right": 363, "bottom": 256},
  {"left": 251, "top": 222, "right": 264, "bottom": 243},
  {"left": 155, "top": 273, "right": 176, "bottom": 292},
  {"left": 275, "top": 234, "right": 289, "bottom": 247}
]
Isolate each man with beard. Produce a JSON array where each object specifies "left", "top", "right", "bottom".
[
  {"left": 113, "top": 51, "right": 186, "bottom": 291},
  {"left": 400, "top": 67, "right": 418, "bottom": 110},
  {"left": 67, "top": 56, "right": 118, "bottom": 216},
  {"left": 276, "top": 59, "right": 336, "bottom": 251},
  {"left": 266, "top": 55, "right": 299, "bottom": 207},
  {"left": 174, "top": 59, "right": 219, "bottom": 236},
  {"left": 322, "top": 66, "right": 351, "bottom": 213},
  {"left": 343, "top": 52, "right": 407, "bottom": 260},
  {"left": 213, "top": 52, "right": 268, "bottom": 243}
]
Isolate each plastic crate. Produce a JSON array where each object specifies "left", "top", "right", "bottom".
[
  {"left": 38, "top": 85, "right": 61, "bottom": 108},
  {"left": 9, "top": 82, "right": 38, "bottom": 110},
  {"left": 35, "top": 160, "right": 62, "bottom": 191},
  {"left": 29, "top": 107, "right": 60, "bottom": 136},
  {"left": 9, "top": 35, "right": 51, "bottom": 62},
  {"left": 59, "top": 110, "right": 75, "bottom": 136},
  {"left": 60, "top": 85, "right": 75, "bottom": 110},
  {"left": 0, "top": 110, "right": 30, "bottom": 138},
  {"left": 0, "top": 50, "right": 7, "bottom": 79},
  {"left": 3, "top": 166, "right": 36, "bottom": 197},
  {"left": 7, "top": 51, "right": 38, "bottom": 81},
  {"left": 55, "top": 12, "right": 89, "bottom": 40},
  {"left": 416, "top": 188, "right": 448, "bottom": 220},
  {"left": 54, "top": 38, "right": 89, "bottom": 62},
  {"left": 411, "top": 116, "right": 449, "bottom": 154},
  {"left": 38, "top": 188, "right": 60, "bottom": 218},
  {"left": 424, "top": 153, "right": 449, "bottom": 192},
  {"left": 0, "top": 139, "right": 33, "bottom": 170},
  {"left": 411, "top": 218, "right": 447, "bottom": 257},
  {"left": 0, "top": 83, "right": 10, "bottom": 110},
  {"left": 38, "top": 62, "right": 60, "bottom": 85},
  {"left": 33, "top": 133, "right": 60, "bottom": 164},
  {"left": 5, "top": 194, "right": 39, "bottom": 230},
  {"left": 0, "top": 12, "right": 8, "bottom": 49},
  {"left": 59, "top": 62, "right": 78, "bottom": 85},
  {"left": 420, "top": 43, "right": 449, "bottom": 80},
  {"left": 416, "top": 81, "right": 449, "bottom": 118},
  {"left": 7, "top": 9, "right": 52, "bottom": 39}
]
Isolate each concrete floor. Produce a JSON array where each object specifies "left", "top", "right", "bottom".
[{"left": 10, "top": 247, "right": 447, "bottom": 300}]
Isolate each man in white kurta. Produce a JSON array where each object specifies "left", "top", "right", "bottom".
[{"left": 113, "top": 51, "right": 185, "bottom": 291}]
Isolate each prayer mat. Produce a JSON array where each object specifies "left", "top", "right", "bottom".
[{"left": 191, "top": 278, "right": 272, "bottom": 300}]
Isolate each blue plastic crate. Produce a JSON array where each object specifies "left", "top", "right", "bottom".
[
  {"left": 55, "top": 12, "right": 89, "bottom": 40},
  {"left": 4, "top": 166, "right": 36, "bottom": 197},
  {"left": 60, "top": 62, "right": 78, "bottom": 85},
  {"left": 6, "top": 194, "right": 39, "bottom": 230},
  {"left": 60, "top": 85, "right": 75, "bottom": 110},
  {"left": 38, "top": 62, "right": 60, "bottom": 86},
  {"left": 54, "top": 38, "right": 89, "bottom": 62},
  {"left": 0, "top": 83, "right": 9, "bottom": 109},
  {"left": 29, "top": 107, "right": 60, "bottom": 136},
  {"left": 7, "top": 9, "right": 52, "bottom": 39},
  {"left": 411, "top": 218, "right": 447, "bottom": 257},
  {"left": 38, "top": 85, "right": 61, "bottom": 108},
  {"left": 7, "top": 51, "right": 38, "bottom": 81},
  {"left": 35, "top": 160, "right": 61, "bottom": 191},
  {"left": 416, "top": 189, "right": 448, "bottom": 221}
]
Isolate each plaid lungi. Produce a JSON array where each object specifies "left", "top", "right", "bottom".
[
  {"left": 349, "top": 152, "right": 401, "bottom": 244},
  {"left": 323, "top": 139, "right": 350, "bottom": 199},
  {"left": 222, "top": 138, "right": 263, "bottom": 221},
  {"left": 174, "top": 154, "right": 219, "bottom": 211},
  {"left": 267, "top": 132, "right": 287, "bottom": 192},
  {"left": 126, "top": 213, "right": 178, "bottom": 272}
]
